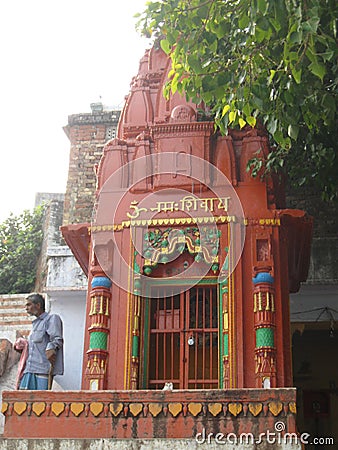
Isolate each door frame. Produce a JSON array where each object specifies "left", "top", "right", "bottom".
[{"left": 140, "top": 277, "right": 220, "bottom": 389}]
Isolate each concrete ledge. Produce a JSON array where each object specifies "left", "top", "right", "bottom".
[
  {"left": 0, "top": 438, "right": 301, "bottom": 449},
  {"left": 2, "top": 389, "right": 298, "bottom": 440}
]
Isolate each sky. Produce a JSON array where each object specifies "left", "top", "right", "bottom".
[{"left": 0, "top": 0, "right": 150, "bottom": 222}]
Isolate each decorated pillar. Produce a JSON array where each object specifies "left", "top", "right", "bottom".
[
  {"left": 130, "top": 294, "right": 141, "bottom": 389},
  {"left": 84, "top": 275, "right": 112, "bottom": 390},
  {"left": 253, "top": 270, "right": 276, "bottom": 388},
  {"left": 130, "top": 252, "right": 142, "bottom": 389}
]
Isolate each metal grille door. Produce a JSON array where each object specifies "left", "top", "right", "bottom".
[{"left": 148, "top": 285, "right": 218, "bottom": 389}]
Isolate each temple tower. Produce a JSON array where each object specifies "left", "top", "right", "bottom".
[{"left": 61, "top": 47, "right": 312, "bottom": 391}]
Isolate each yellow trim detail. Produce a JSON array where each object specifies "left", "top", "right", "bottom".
[
  {"left": 188, "top": 403, "right": 202, "bottom": 417},
  {"left": 109, "top": 403, "right": 123, "bottom": 417},
  {"left": 51, "top": 402, "right": 65, "bottom": 417},
  {"left": 248, "top": 402, "right": 263, "bottom": 416},
  {"left": 168, "top": 403, "right": 183, "bottom": 417},
  {"left": 13, "top": 402, "right": 27, "bottom": 416},
  {"left": 208, "top": 403, "right": 223, "bottom": 417},
  {"left": 89, "top": 216, "right": 280, "bottom": 233},
  {"left": 32, "top": 402, "right": 46, "bottom": 417},
  {"left": 228, "top": 402, "right": 242, "bottom": 417},
  {"left": 70, "top": 403, "right": 85, "bottom": 417},
  {"left": 289, "top": 402, "right": 297, "bottom": 414},
  {"left": 148, "top": 403, "right": 162, "bottom": 417},
  {"left": 129, "top": 403, "right": 143, "bottom": 417},
  {"left": 90, "top": 402, "right": 104, "bottom": 417},
  {"left": 269, "top": 401, "right": 283, "bottom": 416},
  {"left": 1, "top": 402, "right": 8, "bottom": 414}
]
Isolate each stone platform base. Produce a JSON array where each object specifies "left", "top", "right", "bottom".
[
  {"left": 2, "top": 389, "right": 298, "bottom": 440},
  {"left": 0, "top": 439, "right": 301, "bottom": 450}
]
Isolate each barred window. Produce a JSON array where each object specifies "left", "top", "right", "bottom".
[{"left": 105, "top": 126, "right": 116, "bottom": 141}]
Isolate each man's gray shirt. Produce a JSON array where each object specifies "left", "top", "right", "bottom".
[{"left": 24, "top": 312, "right": 64, "bottom": 375}]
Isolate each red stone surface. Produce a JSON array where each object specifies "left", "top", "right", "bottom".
[{"left": 2, "top": 388, "right": 297, "bottom": 439}]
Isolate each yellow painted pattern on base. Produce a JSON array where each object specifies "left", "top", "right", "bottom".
[
  {"left": 289, "top": 402, "right": 297, "bottom": 414},
  {"left": 168, "top": 403, "right": 182, "bottom": 417},
  {"left": 148, "top": 403, "right": 162, "bottom": 417},
  {"left": 228, "top": 402, "right": 242, "bottom": 417},
  {"left": 208, "top": 403, "right": 223, "bottom": 417},
  {"left": 51, "top": 402, "right": 65, "bottom": 416},
  {"left": 32, "top": 402, "right": 46, "bottom": 417},
  {"left": 90, "top": 402, "right": 104, "bottom": 417},
  {"left": 269, "top": 401, "right": 283, "bottom": 416},
  {"left": 13, "top": 402, "right": 26, "bottom": 415},
  {"left": 109, "top": 403, "right": 123, "bottom": 417},
  {"left": 188, "top": 403, "right": 202, "bottom": 417},
  {"left": 129, "top": 403, "right": 143, "bottom": 417},
  {"left": 1, "top": 402, "right": 8, "bottom": 414},
  {"left": 70, "top": 403, "right": 85, "bottom": 417},
  {"left": 248, "top": 403, "right": 263, "bottom": 417}
]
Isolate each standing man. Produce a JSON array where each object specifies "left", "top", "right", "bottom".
[{"left": 16, "top": 293, "right": 64, "bottom": 390}]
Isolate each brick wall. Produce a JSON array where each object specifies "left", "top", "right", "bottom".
[
  {"left": 34, "top": 196, "right": 65, "bottom": 292},
  {"left": 286, "top": 186, "right": 338, "bottom": 284},
  {"left": 0, "top": 295, "right": 31, "bottom": 342},
  {"left": 62, "top": 106, "right": 120, "bottom": 225},
  {"left": 287, "top": 188, "right": 338, "bottom": 238}
]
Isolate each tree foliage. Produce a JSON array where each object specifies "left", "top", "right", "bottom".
[
  {"left": 137, "top": 0, "right": 337, "bottom": 200},
  {"left": 0, "top": 206, "right": 45, "bottom": 294}
]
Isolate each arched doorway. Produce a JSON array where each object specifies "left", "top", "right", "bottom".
[{"left": 142, "top": 284, "right": 219, "bottom": 389}]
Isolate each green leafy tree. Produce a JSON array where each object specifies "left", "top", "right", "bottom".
[
  {"left": 0, "top": 206, "right": 45, "bottom": 294},
  {"left": 137, "top": 0, "right": 337, "bottom": 199}
]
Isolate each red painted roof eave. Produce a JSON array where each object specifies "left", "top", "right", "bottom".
[
  {"left": 60, "top": 223, "right": 90, "bottom": 277},
  {"left": 277, "top": 209, "right": 314, "bottom": 293}
]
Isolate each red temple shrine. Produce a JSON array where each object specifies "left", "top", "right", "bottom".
[{"left": 2, "top": 47, "right": 312, "bottom": 442}]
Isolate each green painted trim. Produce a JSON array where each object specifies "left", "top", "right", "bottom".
[
  {"left": 223, "top": 333, "right": 229, "bottom": 356},
  {"left": 132, "top": 334, "right": 139, "bottom": 357},
  {"left": 144, "top": 277, "right": 218, "bottom": 288},
  {"left": 142, "top": 297, "right": 150, "bottom": 389},
  {"left": 218, "top": 283, "right": 223, "bottom": 388},
  {"left": 89, "top": 331, "right": 107, "bottom": 350},
  {"left": 256, "top": 327, "right": 274, "bottom": 348}
]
